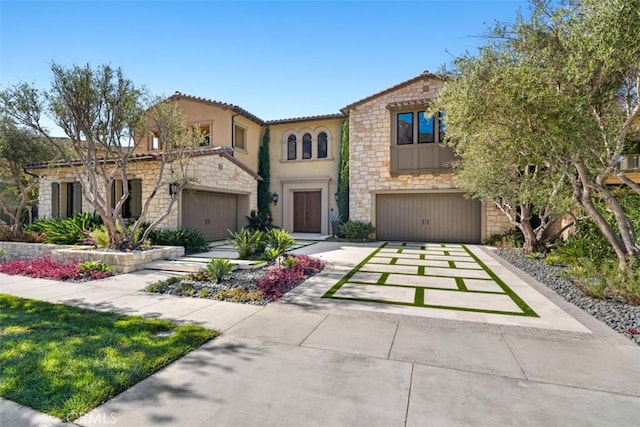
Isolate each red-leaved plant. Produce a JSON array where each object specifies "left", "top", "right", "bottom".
[
  {"left": 0, "top": 256, "right": 112, "bottom": 281},
  {"left": 257, "top": 255, "right": 325, "bottom": 301}
]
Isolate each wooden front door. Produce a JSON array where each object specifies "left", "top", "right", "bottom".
[{"left": 293, "top": 191, "right": 321, "bottom": 233}]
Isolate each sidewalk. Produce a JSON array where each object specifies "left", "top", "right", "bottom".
[{"left": 1, "top": 242, "right": 639, "bottom": 426}]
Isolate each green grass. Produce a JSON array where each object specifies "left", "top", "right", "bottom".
[{"left": 0, "top": 294, "right": 218, "bottom": 420}]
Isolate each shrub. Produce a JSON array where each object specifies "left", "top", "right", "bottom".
[
  {"left": 145, "top": 276, "right": 181, "bottom": 293},
  {"left": 197, "top": 288, "right": 214, "bottom": 298},
  {"left": 0, "top": 250, "right": 5, "bottom": 259},
  {"left": 27, "top": 212, "right": 103, "bottom": 245},
  {"left": 0, "top": 225, "right": 45, "bottom": 243},
  {"left": 261, "top": 247, "right": 282, "bottom": 262},
  {"left": 338, "top": 220, "right": 376, "bottom": 240},
  {"left": 482, "top": 228, "right": 524, "bottom": 249},
  {"left": 206, "top": 258, "right": 233, "bottom": 283},
  {"left": 228, "top": 228, "right": 265, "bottom": 259},
  {"left": 77, "top": 260, "right": 111, "bottom": 273},
  {"left": 0, "top": 256, "right": 111, "bottom": 281},
  {"left": 552, "top": 218, "right": 614, "bottom": 263},
  {"left": 215, "top": 288, "right": 263, "bottom": 303},
  {"left": 281, "top": 255, "right": 298, "bottom": 268},
  {"left": 148, "top": 228, "right": 209, "bottom": 254},
  {"left": 88, "top": 226, "right": 110, "bottom": 248},
  {"left": 256, "top": 254, "right": 325, "bottom": 301},
  {"left": 175, "top": 283, "right": 196, "bottom": 297},
  {"left": 246, "top": 210, "right": 273, "bottom": 232},
  {"left": 267, "top": 228, "right": 295, "bottom": 254}
]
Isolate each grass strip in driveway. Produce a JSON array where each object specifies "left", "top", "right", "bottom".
[{"left": 0, "top": 294, "right": 217, "bottom": 421}]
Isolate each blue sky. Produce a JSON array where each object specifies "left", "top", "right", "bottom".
[{"left": 1, "top": 0, "right": 529, "bottom": 132}]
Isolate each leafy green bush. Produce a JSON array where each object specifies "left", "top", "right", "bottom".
[
  {"left": 27, "top": 212, "right": 103, "bottom": 245},
  {"left": 214, "top": 288, "right": 263, "bottom": 303},
  {"left": 261, "top": 247, "right": 282, "bottom": 261},
  {"left": 206, "top": 258, "right": 233, "bottom": 283},
  {"left": 246, "top": 210, "right": 273, "bottom": 232},
  {"left": 77, "top": 260, "right": 111, "bottom": 273},
  {"left": 338, "top": 220, "right": 376, "bottom": 240},
  {"left": 88, "top": 226, "right": 110, "bottom": 248},
  {"left": 281, "top": 255, "right": 298, "bottom": 269},
  {"left": 267, "top": 228, "right": 295, "bottom": 254},
  {"left": 228, "top": 228, "right": 265, "bottom": 259},
  {"left": 148, "top": 228, "right": 209, "bottom": 254},
  {"left": 552, "top": 218, "right": 614, "bottom": 263}
]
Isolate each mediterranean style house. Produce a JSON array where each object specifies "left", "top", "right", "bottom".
[{"left": 32, "top": 72, "right": 515, "bottom": 243}]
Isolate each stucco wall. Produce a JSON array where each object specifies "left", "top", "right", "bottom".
[
  {"left": 347, "top": 75, "right": 507, "bottom": 240},
  {"left": 36, "top": 153, "right": 257, "bottom": 229},
  {"left": 134, "top": 98, "right": 262, "bottom": 172},
  {"left": 268, "top": 118, "right": 342, "bottom": 233}
]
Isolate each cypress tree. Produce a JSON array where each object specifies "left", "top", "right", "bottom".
[
  {"left": 257, "top": 127, "right": 271, "bottom": 214},
  {"left": 337, "top": 119, "right": 349, "bottom": 221}
]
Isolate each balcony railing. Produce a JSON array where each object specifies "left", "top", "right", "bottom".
[{"left": 617, "top": 154, "right": 640, "bottom": 171}]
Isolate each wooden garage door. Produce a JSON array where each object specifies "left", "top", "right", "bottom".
[
  {"left": 181, "top": 191, "right": 238, "bottom": 241},
  {"left": 376, "top": 193, "right": 481, "bottom": 243}
]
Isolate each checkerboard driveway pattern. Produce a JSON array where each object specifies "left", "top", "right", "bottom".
[{"left": 323, "top": 243, "right": 537, "bottom": 317}]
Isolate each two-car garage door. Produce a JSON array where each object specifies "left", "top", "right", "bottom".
[
  {"left": 182, "top": 191, "right": 238, "bottom": 241},
  {"left": 376, "top": 193, "right": 481, "bottom": 243}
]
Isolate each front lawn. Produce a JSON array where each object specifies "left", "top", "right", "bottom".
[{"left": 0, "top": 294, "right": 217, "bottom": 420}]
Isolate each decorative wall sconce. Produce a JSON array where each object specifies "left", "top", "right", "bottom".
[
  {"left": 272, "top": 192, "right": 279, "bottom": 205},
  {"left": 334, "top": 192, "right": 339, "bottom": 202},
  {"left": 169, "top": 182, "right": 180, "bottom": 196}
]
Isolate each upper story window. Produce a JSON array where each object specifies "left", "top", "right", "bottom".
[
  {"left": 234, "top": 125, "right": 246, "bottom": 150},
  {"left": 287, "top": 134, "right": 297, "bottom": 160},
  {"left": 318, "top": 132, "right": 328, "bottom": 158},
  {"left": 194, "top": 124, "right": 211, "bottom": 147},
  {"left": 302, "top": 133, "right": 312, "bottom": 159},
  {"left": 150, "top": 132, "right": 160, "bottom": 150},
  {"left": 283, "top": 129, "right": 332, "bottom": 161},
  {"left": 396, "top": 111, "right": 441, "bottom": 145}
]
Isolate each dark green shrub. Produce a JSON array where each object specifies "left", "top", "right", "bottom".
[
  {"left": 27, "top": 212, "right": 103, "bottom": 244},
  {"left": 338, "top": 220, "right": 376, "bottom": 240},
  {"left": 261, "top": 247, "right": 282, "bottom": 261},
  {"left": 246, "top": 210, "right": 273, "bottom": 232},
  {"left": 148, "top": 228, "right": 209, "bottom": 254}
]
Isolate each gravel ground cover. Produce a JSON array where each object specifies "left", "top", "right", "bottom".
[{"left": 496, "top": 248, "right": 640, "bottom": 345}]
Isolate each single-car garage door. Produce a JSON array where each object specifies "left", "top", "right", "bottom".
[
  {"left": 182, "top": 191, "right": 238, "bottom": 241},
  {"left": 376, "top": 193, "right": 481, "bottom": 243}
]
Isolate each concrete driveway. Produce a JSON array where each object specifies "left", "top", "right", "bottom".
[{"left": 1, "top": 241, "right": 639, "bottom": 426}]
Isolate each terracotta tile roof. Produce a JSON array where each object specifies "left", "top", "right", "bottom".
[
  {"left": 169, "top": 92, "right": 265, "bottom": 125},
  {"left": 341, "top": 71, "right": 444, "bottom": 113},
  {"left": 265, "top": 113, "right": 345, "bottom": 125},
  {"left": 26, "top": 146, "right": 262, "bottom": 181}
]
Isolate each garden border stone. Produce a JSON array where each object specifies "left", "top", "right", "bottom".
[{"left": 51, "top": 246, "right": 185, "bottom": 273}]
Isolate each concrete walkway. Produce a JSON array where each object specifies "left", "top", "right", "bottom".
[{"left": 1, "top": 242, "right": 639, "bottom": 426}]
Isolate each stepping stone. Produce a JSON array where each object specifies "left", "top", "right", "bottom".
[
  {"left": 360, "top": 263, "right": 418, "bottom": 275},
  {"left": 424, "top": 289, "right": 522, "bottom": 312},
  {"left": 348, "top": 272, "right": 383, "bottom": 284},
  {"left": 424, "top": 267, "right": 491, "bottom": 280},
  {"left": 333, "top": 283, "right": 416, "bottom": 304},
  {"left": 385, "top": 274, "right": 458, "bottom": 289},
  {"left": 463, "top": 279, "right": 504, "bottom": 293}
]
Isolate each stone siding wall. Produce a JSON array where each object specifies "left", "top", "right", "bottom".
[
  {"left": 36, "top": 154, "right": 257, "bottom": 230},
  {"left": 485, "top": 203, "right": 514, "bottom": 238},
  {"left": 348, "top": 76, "right": 507, "bottom": 240},
  {"left": 51, "top": 246, "right": 184, "bottom": 274}
]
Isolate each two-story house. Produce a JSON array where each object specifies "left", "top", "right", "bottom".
[{"left": 32, "top": 72, "right": 513, "bottom": 243}]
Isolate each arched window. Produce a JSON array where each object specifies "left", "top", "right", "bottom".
[
  {"left": 302, "top": 133, "right": 312, "bottom": 159},
  {"left": 317, "top": 132, "right": 328, "bottom": 158},
  {"left": 287, "top": 134, "right": 297, "bottom": 160}
]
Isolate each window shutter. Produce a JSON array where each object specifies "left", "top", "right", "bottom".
[
  {"left": 72, "top": 182, "right": 82, "bottom": 214},
  {"left": 51, "top": 182, "right": 60, "bottom": 218},
  {"left": 130, "top": 179, "right": 142, "bottom": 219}
]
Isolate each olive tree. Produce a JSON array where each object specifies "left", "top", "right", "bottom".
[
  {"left": 435, "top": 0, "right": 640, "bottom": 269},
  {"left": 0, "top": 119, "right": 54, "bottom": 227},
  {"left": 0, "top": 63, "right": 203, "bottom": 249}
]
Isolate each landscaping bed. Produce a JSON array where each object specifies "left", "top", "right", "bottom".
[
  {"left": 496, "top": 248, "right": 640, "bottom": 346},
  {"left": 145, "top": 254, "right": 325, "bottom": 305},
  {"left": 0, "top": 294, "right": 217, "bottom": 421},
  {"left": 0, "top": 256, "right": 112, "bottom": 282}
]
